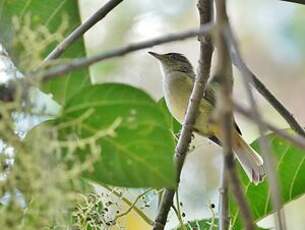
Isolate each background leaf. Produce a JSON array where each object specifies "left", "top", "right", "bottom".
[
  {"left": 175, "top": 131, "right": 305, "bottom": 229},
  {"left": 53, "top": 83, "right": 176, "bottom": 188},
  {"left": 229, "top": 131, "right": 305, "bottom": 229},
  {"left": 0, "top": 0, "right": 90, "bottom": 104}
]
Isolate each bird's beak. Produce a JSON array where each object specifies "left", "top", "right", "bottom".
[{"left": 148, "top": 51, "right": 162, "bottom": 60}]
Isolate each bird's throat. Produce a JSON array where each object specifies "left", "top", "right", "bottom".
[{"left": 162, "top": 71, "right": 193, "bottom": 123}]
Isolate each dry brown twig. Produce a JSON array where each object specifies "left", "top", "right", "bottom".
[
  {"left": 214, "top": 0, "right": 254, "bottom": 229},
  {"left": 229, "top": 43, "right": 305, "bottom": 138},
  {"left": 219, "top": 155, "right": 229, "bottom": 230},
  {"left": 234, "top": 103, "right": 305, "bottom": 150},
  {"left": 225, "top": 26, "right": 287, "bottom": 230}
]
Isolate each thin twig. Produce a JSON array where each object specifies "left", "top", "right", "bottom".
[
  {"left": 225, "top": 26, "right": 287, "bottom": 230},
  {"left": 218, "top": 155, "right": 229, "bottom": 230},
  {"left": 175, "top": 191, "right": 186, "bottom": 230},
  {"left": 214, "top": 0, "right": 254, "bottom": 229},
  {"left": 171, "top": 204, "right": 185, "bottom": 230},
  {"left": 33, "top": 23, "right": 214, "bottom": 81},
  {"left": 44, "top": 0, "right": 124, "bottom": 61},
  {"left": 102, "top": 185, "right": 154, "bottom": 226},
  {"left": 229, "top": 40, "right": 305, "bottom": 137},
  {"left": 114, "top": 188, "right": 152, "bottom": 221},
  {"left": 153, "top": 189, "right": 175, "bottom": 230},
  {"left": 234, "top": 103, "right": 305, "bottom": 150},
  {"left": 280, "top": 0, "right": 305, "bottom": 4},
  {"left": 152, "top": 1, "right": 214, "bottom": 229}
]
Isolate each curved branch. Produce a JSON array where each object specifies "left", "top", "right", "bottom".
[
  {"left": 33, "top": 24, "right": 213, "bottom": 81},
  {"left": 215, "top": 0, "right": 254, "bottom": 229},
  {"left": 44, "top": 0, "right": 125, "bottom": 61},
  {"left": 234, "top": 102, "right": 305, "bottom": 150},
  {"left": 280, "top": 0, "right": 305, "bottom": 5},
  {"left": 229, "top": 35, "right": 305, "bottom": 137},
  {"left": 225, "top": 26, "right": 286, "bottom": 230}
]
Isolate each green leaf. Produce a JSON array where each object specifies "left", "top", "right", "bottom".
[
  {"left": 0, "top": 0, "right": 90, "bottom": 104},
  {"left": 52, "top": 83, "right": 176, "bottom": 188},
  {"left": 230, "top": 131, "right": 305, "bottom": 229},
  {"left": 174, "top": 131, "right": 303, "bottom": 229}
]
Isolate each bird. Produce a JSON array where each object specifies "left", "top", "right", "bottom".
[{"left": 148, "top": 51, "right": 265, "bottom": 184}]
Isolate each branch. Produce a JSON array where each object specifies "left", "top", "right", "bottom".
[
  {"left": 234, "top": 103, "right": 305, "bottom": 150},
  {"left": 229, "top": 39, "right": 305, "bottom": 138},
  {"left": 44, "top": 0, "right": 124, "bottom": 61},
  {"left": 152, "top": 1, "right": 214, "bottom": 229},
  {"left": 33, "top": 24, "right": 213, "bottom": 81},
  {"left": 218, "top": 156, "right": 229, "bottom": 230},
  {"left": 225, "top": 26, "right": 286, "bottom": 230},
  {"left": 280, "top": 0, "right": 305, "bottom": 5},
  {"left": 114, "top": 188, "right": 152, "bottom": 222},
  {"left": 102, "top": 184, "right": 154, "bottom": 225},
  {"left": 174, "top": 191, "right": 186, "bottom": 230},
  {"left": 215, "top": 0, "right": 254, "bottom": 229}
]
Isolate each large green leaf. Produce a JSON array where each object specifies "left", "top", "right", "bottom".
[
  {"left": 48, "top": 83, "right": 176, "bottom": 188},
  {"left": 230, "top": 132, "right": 305, "bottom": 229},
  {"left": 0, "top": 0, "right": 90, "bottom": 104}
]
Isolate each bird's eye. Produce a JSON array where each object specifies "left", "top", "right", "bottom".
[{"left": 169, "top": 54, "right": 176, "bottom": 60}]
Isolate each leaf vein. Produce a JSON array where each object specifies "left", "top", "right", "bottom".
[
  {"left": 45, "top": 0, "right": 67, "bottom": 26},
  {"left": 289, "top": 154, "right": 305, "bottom": 200}
]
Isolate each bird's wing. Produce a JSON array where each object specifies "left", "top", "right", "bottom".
[
  {"left": 188, "top": 76, "right": 242, "bottom": 135},
  {"left": 204, "top": 83, "right": 242, "bottom": 135}
]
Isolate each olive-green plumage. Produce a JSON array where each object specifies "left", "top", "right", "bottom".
[{"left": 149, "top": 51, "right": 265, "bottom": 184}]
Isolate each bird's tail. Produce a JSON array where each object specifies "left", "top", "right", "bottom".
[{"left": 232, "top": 131, "right": 265, "bottom": 185}]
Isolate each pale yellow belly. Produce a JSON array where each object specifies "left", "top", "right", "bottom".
[{"left": 163, "top": 74, "right": 214, "bottom": 136}]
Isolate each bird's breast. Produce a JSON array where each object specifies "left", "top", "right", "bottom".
[
  {"left": 162, "top": 71, "right": 214, "bottom": 136},
  {"left": 162, "top": 72, "right": 192, "bottom": 123}
]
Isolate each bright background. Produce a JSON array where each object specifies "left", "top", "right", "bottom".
[{"left": 78, "top": 0, "right": 305, "bottom": 229}]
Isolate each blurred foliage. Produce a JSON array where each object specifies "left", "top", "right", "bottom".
[
  {"left": 0, "top": 0, "right": 90, "bottom": 104},
  {"left": 72, "top": 192, "right": 107, "bottom": 229},
  {"left": 0, "top": 100, "right": 86, "bottom": 229}
]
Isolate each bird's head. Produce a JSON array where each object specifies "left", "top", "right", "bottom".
[{"left": 148, "top": 51, "right": 194, "bottom": 76}]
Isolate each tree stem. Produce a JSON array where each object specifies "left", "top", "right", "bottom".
[
  {"left": 152, "top": 0, "right": 214, "bottom": 229},
  {"left": 214, "top": 0, "right": 254, "bottom": 229}
]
